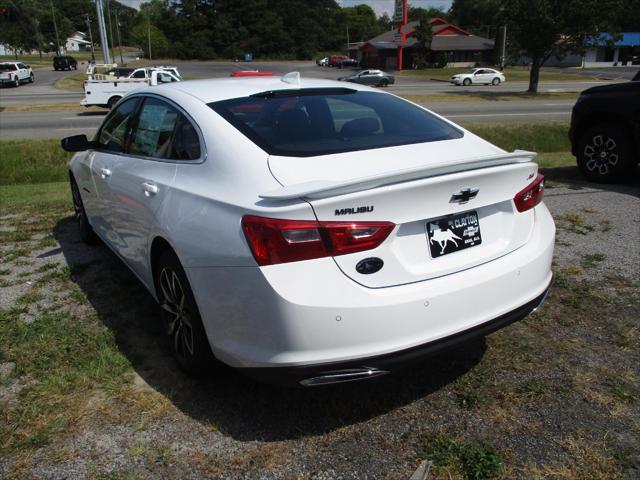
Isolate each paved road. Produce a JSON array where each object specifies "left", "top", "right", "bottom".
[
  {"left": 0, "top": 60, "right": 626, "bottom": 106},
  {"left": 0, "top": 99, "right": 573, "bottom": 139}
]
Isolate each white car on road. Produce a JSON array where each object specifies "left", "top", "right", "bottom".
[
  {"left": 0, "top": 62, "right": 34, "bottom": 87},
  {"left": 450, "top": 68, "right": 506, "bottom": 86},
  {"left": 62, "top": 74, "right": 554, "bottom": 386}
]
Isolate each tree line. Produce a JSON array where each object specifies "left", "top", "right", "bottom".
[{"left": 0, "top": 0, "right": 138, "bottom": 58}]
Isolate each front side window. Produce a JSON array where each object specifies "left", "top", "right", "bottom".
[
  {"left": 132, "top": 70, "right": 146, "bottom": 79},
  {"left": 129, "top": 98, "right": 179, "bottom": 158},
  {"left": 210, "top": 89, "right": 463, "bottom": 157},
  {"left": 96, "top": 97, "right": 140, "bottom": 152}
]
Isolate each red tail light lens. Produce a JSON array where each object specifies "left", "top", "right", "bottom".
[
  {"left": 242, "top": 215, "right": 395, "bottom": 266},
  {"left": 513, "top": 173, "right": 544, "bottom": 212}
]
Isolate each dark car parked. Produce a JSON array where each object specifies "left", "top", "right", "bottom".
[
  {"left": 53, "top": 56, "right": 78, "bottom": 71},
  {"left": 337, "top": 58, "right": 359, "bottom": 69},
  {"left": 569, "top": 74, "right": 640, "bottom": 183},
  {"left": 338, "top": 69, "right": 395, "bottom": 87}
]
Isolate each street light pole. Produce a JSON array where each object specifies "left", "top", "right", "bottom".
[
  {"left": 96, "top": 0, "right": 111, "bottom": 64},
  {"left": 50, "top": 0, "right": 61, "bottom": 54}
]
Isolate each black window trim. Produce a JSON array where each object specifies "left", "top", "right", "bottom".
[{"left": 93, "top": 93, "right": 207, "bottom": 164}]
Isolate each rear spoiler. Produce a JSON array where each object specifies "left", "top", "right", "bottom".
[{"left": 260, "top": 150, "right": 537, "bottom": 201}]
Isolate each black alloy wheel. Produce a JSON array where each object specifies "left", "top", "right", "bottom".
[
  {"left": 155, "top": 250, "right": 216, "bottom": 376},
  {"left": 576, "top": 123, "right": 635, "bottom": 183},
  {"left": 70, "top": 178, "right": 98, "bottom": 244}
]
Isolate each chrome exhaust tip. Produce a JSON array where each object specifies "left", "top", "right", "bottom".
[{"left": 299, "top": 367, "right": 389, "bottom": 387}]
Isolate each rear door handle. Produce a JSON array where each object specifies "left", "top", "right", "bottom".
[
  {"left": 99, "top": 167, "right": 112, "bottom": 179},
  {"left": 142, "top": 182, "right": 159, "bottom": 196}
]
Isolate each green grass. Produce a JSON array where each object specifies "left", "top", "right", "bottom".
[
  {"left": 0, "top": 182, "right": 69, "bottom": 212},
  {"left": 401, "top": 91, "right": 579, "bottom": 103},
  {"left": 0, "top": 139, "right": 72, "bottom": 185},
  {"left": 417, "top": 433, "right": 502, "bottom": 479},
  {"left": 466, "top": 122, "right": 570, "bottom": 153},
  {"left": 399, "top": 66, "right": 594, "bottom": 82},
  {"left": 54, "top": 71, "right": 87, "bottom": 91}
]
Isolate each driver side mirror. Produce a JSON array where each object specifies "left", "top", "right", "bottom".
[{"left": 61, "top": 134, "right": 92, "bottom": 152}]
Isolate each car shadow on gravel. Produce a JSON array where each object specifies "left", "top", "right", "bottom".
[{"left": 53, "top": 216, "right": 485, "bottom": 442}]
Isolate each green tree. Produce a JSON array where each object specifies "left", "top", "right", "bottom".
[
  {"left": 501, "top": 0, "right": 623, "bottom": 92},
  {"left": 131, "top": 20, "right": 169, "bottom": 59}
]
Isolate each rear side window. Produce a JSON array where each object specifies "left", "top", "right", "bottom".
[
  {"left": 209, "top": 90, "right": 462, "bottom": 157},
  {"left": 96, "top": 97, "right": 140, "bottom": 152},
  {"left": 129, "top": 98, "right": 179, "bottom": 158}
]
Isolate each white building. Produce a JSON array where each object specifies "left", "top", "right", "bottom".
[{"left": 65, "top": 32, "right": 92, "bottom": 52}]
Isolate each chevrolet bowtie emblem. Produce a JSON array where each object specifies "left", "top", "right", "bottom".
[{"left": 450, "top": 188, "right": 479, "bottom": 204}]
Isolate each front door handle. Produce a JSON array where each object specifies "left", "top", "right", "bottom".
[
  {"left": 142, "top": 182, "right": 159, "bottom": 196},
  {"left": 99, "top": 167, "right": 112, "bottom": 179}
]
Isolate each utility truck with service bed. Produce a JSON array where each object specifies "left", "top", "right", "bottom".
[{"left": 81, "top": 69, "right": 181, "bottom": 109}]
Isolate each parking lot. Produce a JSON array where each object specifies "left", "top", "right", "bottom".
[{"left": 0, "top": 59, "right": 639, "bottom": 479}]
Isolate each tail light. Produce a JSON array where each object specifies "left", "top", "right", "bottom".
[
  {"left": 513, "top": 173, "right": 544, "bottom": 212},
  {"left": 83, "top": 80, "right": 87, "bottom": 90},
  {"left": 242, "top": 215, "right": 395, "bottom": 266},
  {"left": 7, "top": 73, "right": 11, "bottom": 79}
]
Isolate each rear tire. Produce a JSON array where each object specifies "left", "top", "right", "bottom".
[
  {"left": 70, "top": 178, "right": 98, "bottom": 244},
  {"left": 13, "top": 77, "right": 19, "bottom": 87},
  {"left": 463, "top": 78, "right": 471, "bottom": 86},
  {"left": 576, "top": 123, "right": 636, "bottom": 183},
  {"left": 492, "top": 77, "right": 500, "bottom": 86},
  {"left": 107, "top": 96, "right": 122, "bottom": 109},
  {"left": 154, "top": 249, "right": 217, "bottom": 377}
]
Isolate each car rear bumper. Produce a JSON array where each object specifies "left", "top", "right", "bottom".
[
  {"left": 240, "top": 285, "right": 550, "bottom": 386},
  {"left": 186, "top": 203, "right": 555, "bottom": 375}
]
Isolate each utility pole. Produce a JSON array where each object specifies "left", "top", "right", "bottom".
[
  {"left": 501, "top": 25, "right": 507, "bottom": 69},
  {"left": 114, "top": 8, "right": 123, "bottom": 65},
  {"left": 105, "top": 0, "right": 115, "bottom": 63},
  {"left": 147, "top": 17, "right": 152, "bottom": 61},
  {"left": 96, "top": 0, "right": 111, "bottom": 64},
  {"left": 85, "top": 13, "right": 96, "bottom": 61},
  {"left": 50, "top": 0, "right": 61, "bottom": 54}
]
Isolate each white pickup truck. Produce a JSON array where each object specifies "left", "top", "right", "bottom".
[
  {"left": 81, "top": 69, "right": 181, "bottom": 109},
  {"left": 0, "top": 62, "right": 34, "bottom": 87}
]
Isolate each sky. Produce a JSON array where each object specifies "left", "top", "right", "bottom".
[{"left": 116, "top": 0, "right": 454, "bottom": 16}]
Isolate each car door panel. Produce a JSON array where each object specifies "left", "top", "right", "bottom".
[{"left": 106, "top": 97, "right": 182, "bottom": 284}]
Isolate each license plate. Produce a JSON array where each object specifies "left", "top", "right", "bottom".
[{"left": 426, "top": 210, "right": 482, "bottom": 258}]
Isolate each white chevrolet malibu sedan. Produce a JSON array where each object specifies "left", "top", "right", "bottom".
[{"left": 62, "top": 73, "right": 554, "bottom": 386}]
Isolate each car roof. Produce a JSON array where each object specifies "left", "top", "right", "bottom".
[{"left": 151, "top": 75, "right": 377, "bottom": 104}]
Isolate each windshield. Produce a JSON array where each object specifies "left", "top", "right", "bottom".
[
  {"left": 209, "top": 89, "right": 463, "bottom": 157},
  {"left": 0, "top": 64, "right": 17, "bottom": 72}
]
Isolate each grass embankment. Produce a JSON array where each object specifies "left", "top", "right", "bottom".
[
  {"left": 399, "top": 66, "right": 592, "bottom": 82},
  {"left": 54, "top": 72, "right": 87, "bottom": 91},
  {"left": 0, "top": 123, "right": 572, "bottom": 188}
]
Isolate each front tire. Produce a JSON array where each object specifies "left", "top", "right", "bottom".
[
  {"left": 29, "top": 73, "right": 34, "bottom": 83},
  {"left": 155, "top": 250, "right": 216, "bottom": 376},
  {"left": 492, "top": 77, "right": 501, "bottom": 86},
  {"left": 462, "top": 78, "right": 471, "bottom": 86},
  {"left": 70, "top": 178, "right": 98, "bottom": 244},
  {"left": 13, "top": 77, "right": 19, "bottom": 87},
  {"left": 576, "top": 123, "right": 635, "bottom": 183},
  {"left": 378, "top": 79, "right": 389, "bottom": 87}
]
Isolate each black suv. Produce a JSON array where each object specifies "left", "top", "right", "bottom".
[
  {"left": 53, "top": 56, "right": 78, "bottom": 71},
  {"left": 569, "top": 73, "right": 640, "bottom": 183}
]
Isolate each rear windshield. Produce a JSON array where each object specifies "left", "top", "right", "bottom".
[
  {"left": 209, "top": 90, "right": 463, "bottom": 157},
  {"left": 0, "top": 64, "right": 17, "bottom": 71}
]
